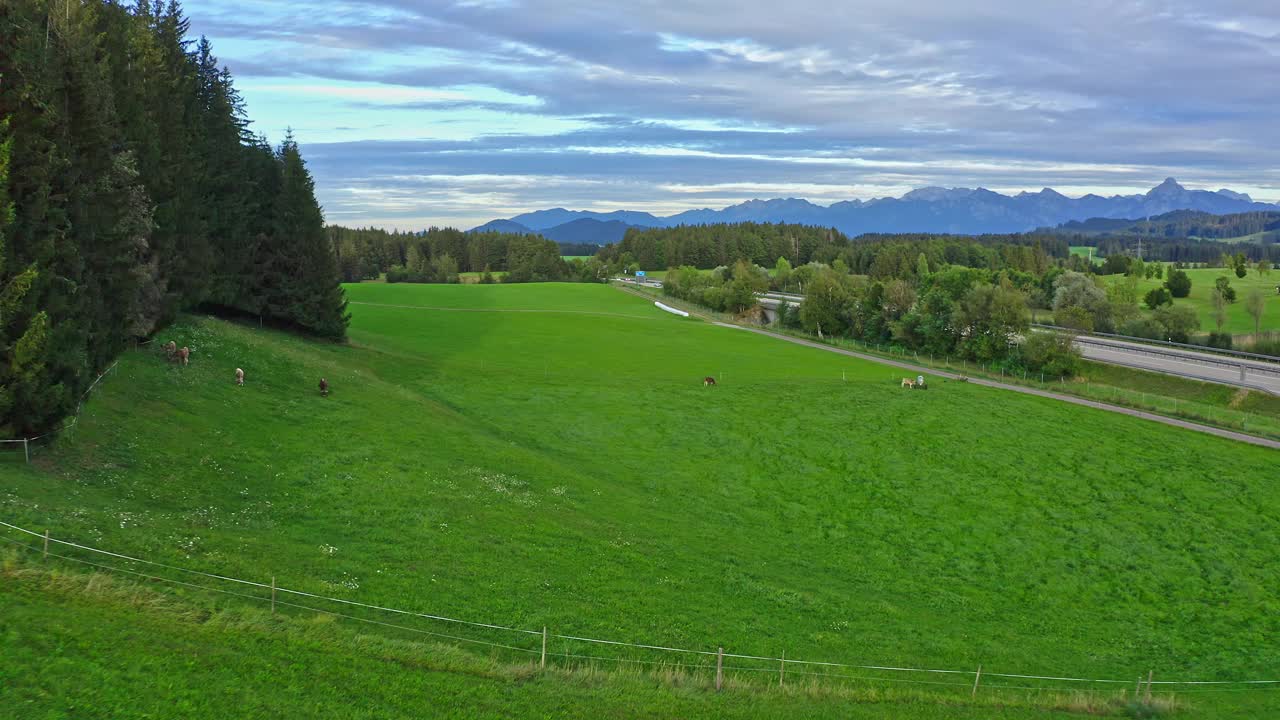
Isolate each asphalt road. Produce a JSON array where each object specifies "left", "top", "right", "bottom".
[{"left": 1074, "top": 337, "right": 1280, "bottom": 395}]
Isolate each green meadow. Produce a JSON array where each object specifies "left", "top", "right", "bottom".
[
  {"left": 1069, "top": 246, "right": 1103, "bottom": 265},
  {"left": 1135, "top": 267, "right": 1280, "bottom": 336},
  {"left": 2, "top": 283, "right": 1278, "bottom": 717}
]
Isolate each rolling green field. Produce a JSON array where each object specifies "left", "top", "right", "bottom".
[
  {"left": 1135, "top": 267, "right": 1280, "bottom": 336},
  {"left": 1069, "top": 246, "right": 1103, "bottom": 265},
  {"left": 2, "top": 283, "right": 1279, "bottom": 717}
]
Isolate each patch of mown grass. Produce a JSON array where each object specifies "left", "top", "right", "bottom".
[{"left": 1, "top": 283, "right": 1278, "bottom": 718}]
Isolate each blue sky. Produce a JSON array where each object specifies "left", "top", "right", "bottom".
[{"left": 184, "top": 0, "right": 1280, "bottom": 229}]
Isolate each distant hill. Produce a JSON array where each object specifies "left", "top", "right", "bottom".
[
  {"left": 469, "top": 219, "right": 535, "bottom": 234},
  {"left": 1055, "top": 209, "right": 1280, "bottom": 241},
  {"left": 468, "top": 217, "right": 638, "bottom": 248},
  {"left": 475, "top": 178, "right": 1279, "bottom": 238},
  {"left": 508, "top": 208, "right": 663, "bottom": 231},
  {"left": 539, "top": 218, "right": 638, "bottom": 245}
]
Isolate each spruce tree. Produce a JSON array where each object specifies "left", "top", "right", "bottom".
[{"left": 268, "top": 134, "right": 348, "bottom": 339}]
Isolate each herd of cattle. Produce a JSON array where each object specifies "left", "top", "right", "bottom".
[{"left": 162, "top": 341, "right": 329, "bottom": 396}]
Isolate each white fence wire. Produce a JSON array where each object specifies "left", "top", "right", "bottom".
[
  {"left": 0, "top": 361, "right": 120, "bottom": 459},
  {"left": 2, "top": 517, "right": 1277, "bottom": 696}
]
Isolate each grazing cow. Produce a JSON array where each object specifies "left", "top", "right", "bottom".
[
  {"left": 901, "top": 378, "right": 915, "bottom": 389},
  {"left": 177, "top": 346, "right": 190, "bottom": 366},
  {"left": 319, "top": 377, "right": 329, "bottom": 397},
  {"left": 235, "top": 368, "right": 245, "bottom": 386},
  {"left": 164, "top": 341, "right": 177, "bottom": 361},
  {"left": 703, "top": 376, "right": 717, "bottom": 387}
]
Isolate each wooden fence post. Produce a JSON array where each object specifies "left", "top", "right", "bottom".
[
  {"left": 972, "top": 664, "right": 982, "bottom": 698},
  {"left": 541, "top": 627, "right": 547, "bottom": 669},
  {"left": 715, "top": 647, "right": 724, "bottom": 692},
  {"left": 24, "top": 438, "right": 30, "bottom": 464},
  {"left": 271, "top": 576, "right": 276, "bottom": 614},
  {"left": 779, "top": 651, "right": 785, "bottom": 688},
  {"left": 43, "top": 529, "right": 49, "bottom": 559},
  {"left": 1145, "top": 670, "right": 1153, "bottom": 703}
]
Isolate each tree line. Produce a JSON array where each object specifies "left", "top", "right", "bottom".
[
  {"left": 0, "top": 0, "right": 347, "bottom": 436},
  {"left": 1087, "top": 235, "right": 1280, "bottom": 265},
  {"left": 328, "top": 226, "right": 609, "bottom": 284},
  {"left": 601, "top": 223, "right": 1070, "bottom": 278}
]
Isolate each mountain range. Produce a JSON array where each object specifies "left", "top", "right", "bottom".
[{"left": 469, "top": 178, "right": 1280, "bottom": 244}]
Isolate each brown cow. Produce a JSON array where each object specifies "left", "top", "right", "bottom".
[
  {"left": 319, "top": 377, "right": 329, "bottom": 396},
  {"left": 177, "top": 346, "right": 190, "bottom": 366},
  {"left": 703, "top": 376, "right": 717, "bottom": 387},
  {"left": 235, "top": 368, "right": 245, "bottom": 386},
  {"left": 901, "top": 378, "right": 915, "bottom": 389},
  {"left": 164, "top": 341, "right": 177, "bottom": 361}
]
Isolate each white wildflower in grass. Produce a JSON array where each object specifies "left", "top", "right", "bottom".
[
  {"left": 323, "top": 572, "right": 360, "bottom": 592},
  {"left": 319, "top": 544, "right": 338, "bottom": 556},
  {"left": 550, "top": 485, "right": 567, "bottom": 496},
  {"left": 117, "top": 511, "right": 144, "bottom": 529}
]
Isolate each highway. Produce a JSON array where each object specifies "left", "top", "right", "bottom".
[{"left": 1073, "top": 336, "right": 1280, "bottom": 395}]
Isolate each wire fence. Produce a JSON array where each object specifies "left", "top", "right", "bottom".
[
  {"left": 2, "top": 518, "right": 1277, "bottom": 702},
  {"left": 0, "top": 361, "right": 120, "bottom": 462}
]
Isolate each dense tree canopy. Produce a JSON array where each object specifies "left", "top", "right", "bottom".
[
  {"left": 0, "top": 0, "right": 346, "bottom": 435},
  {"left": 603, "top": 223, "right": 1067, "bottom": 278},
  {"left": 327, "top": 226, "right": 601, "bottom": 284}
]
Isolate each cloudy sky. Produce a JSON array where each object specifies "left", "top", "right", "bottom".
[{"left": 185, "top": 1, "right": 1280, "bottom": 229}]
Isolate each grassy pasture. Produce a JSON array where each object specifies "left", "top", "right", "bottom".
[
  {"left": 2, "top": 282, "right": 1279, "bottom": 717},
  {"left": 1069, "top": 246, "right": 1103, "bottom": 265},
  {"left": 1133, "top": 267, "right": 1280, "bottom": 335}
]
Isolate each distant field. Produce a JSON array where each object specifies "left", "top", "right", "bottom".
[
  {"left": 1068, "top": 246, "right": 1103, "bottom": 265},
  {"left": 1135, "top": 266, "right": 1280, "bottom": 335},
  {"left": 561, "top": 255, "right": 594, "bottom": 262},
  {"left": 1190, "top": 230, "right": 1280, "bottom": 244},
  {"left": 3, "top": 283, "right": 1278, "bottom": 717}
]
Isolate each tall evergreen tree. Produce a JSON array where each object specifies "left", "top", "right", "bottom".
[{"left": 266, "top": 134, "right": 348, "bottom": 338}]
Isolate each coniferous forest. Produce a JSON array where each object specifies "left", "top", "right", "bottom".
[{"left": 0, "top": 0, "right": 348, "bottom": 436}]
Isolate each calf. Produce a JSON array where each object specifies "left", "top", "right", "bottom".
[
  {"left": 901, "top": 378, "right": 915, "bottom": 389},
  {"left": 177, "top": 346, "right": 190, "bottom": 366},
  {"left": 235, "top": 368, "right": 245, "bottom": 386},
  {"left": 319, "top": 377, "right": 329, "bottom": 396},
  {"left": 703, "top": 376, "right": 717, "bottom": 387}
]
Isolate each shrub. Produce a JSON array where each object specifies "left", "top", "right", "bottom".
[
  {"left": 1213, "top": 276, "right": 1237, "bottom": 303},
  {"left": 1054, "top": 305, "right": 1094, "bottom": 333},
  {"left": 1021, "top": 332, "right": 1083, "bottom": 378},
  {"left": 1153, "top": 305, "right": 1200, "bottom": 343},
  {"left": 1205, "top": 332, "right": 1233, "bottom": 349},
  {"left": 1164, "top": 269, "right": 1192, "bottom": 298},
  {"left": 1143, "top": 287, "right": 1172, "bottom": 310},
  {"left": 1119, "top": 317, "right": 1164, "bottom": 340}
]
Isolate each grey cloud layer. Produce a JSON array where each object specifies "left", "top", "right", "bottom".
[{"left": 186, "top": 0, "right": 1280, "bottom": 227}]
